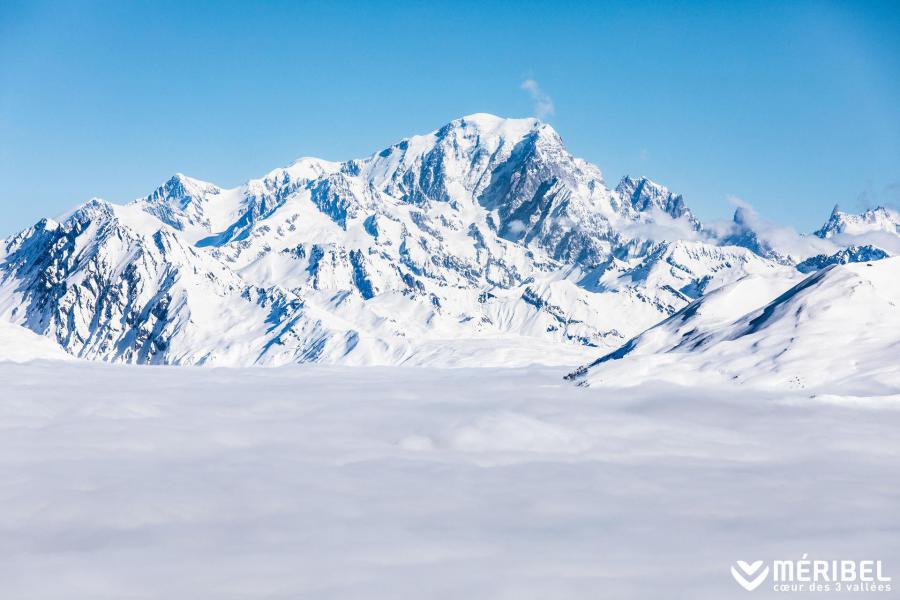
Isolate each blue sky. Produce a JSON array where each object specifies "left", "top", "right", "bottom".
[{"left": 1, "top": 0, "right": 898, "bottom": 236}]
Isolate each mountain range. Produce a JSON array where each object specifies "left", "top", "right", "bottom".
[{"left": 1, "top": 114, "right": 897, "bottom": 374}]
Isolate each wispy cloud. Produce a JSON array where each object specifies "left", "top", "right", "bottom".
[
  {"left": 617, "top": 208, "right": 705, "bottom": 244},
  {"left": 713, "top": 196, "right": 836, "bottom": 260},
  {"left": 520, "top": 79, "right": 555, "bottom": 120}
]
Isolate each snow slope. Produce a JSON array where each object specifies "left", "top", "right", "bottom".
[
  {"left": 0, "top": 320, "right": 72, "bottom": 362},
  {"left": 570, "top": 257, "right": 900, "bottom": 393}
]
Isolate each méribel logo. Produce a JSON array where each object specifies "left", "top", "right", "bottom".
[{"left": 731, "top": 560, "right": 770, "bottom": 591}]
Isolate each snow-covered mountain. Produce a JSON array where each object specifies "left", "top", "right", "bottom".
[
  {"left": 811, "top": 205, "right": 900, "bottom": 255},
  {"left": 816, "top": 205, "right": 900, "bottom": 238},
  {"left": 717, "top": 205, "right": 800, "bottom": 264},
  {"left": 568, "top": 258, "right": 900, "bottom": 392},
  {"left": 795, "top": 244, "right": 889, "bottom": 273},
  {"left": 1, "top": 114, "right": 895, "bottom": 367}
]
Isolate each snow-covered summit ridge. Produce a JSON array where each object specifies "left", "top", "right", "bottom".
[
  {"left": 615, "top": 175, "right": 700, "bottom": 227},
  {"left": 816, "top": 205, "right": 900, "bottom": 238},
  {"left": 796, "top": 244, "right": 889, "bottom": 273}
]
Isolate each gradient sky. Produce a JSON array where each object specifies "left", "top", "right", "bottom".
[{"left": 1, "top": 0, "right": 898, "bottom": 236}]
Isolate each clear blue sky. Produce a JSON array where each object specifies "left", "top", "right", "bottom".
[{"left": 1, "top": 0, "right": 898, "bottom": 236}]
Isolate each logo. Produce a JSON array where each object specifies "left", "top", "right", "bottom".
[
  {"left": 730, "top": 555, "right": 892, "bottom": 593},
  {"left": 732, "top": 560, "right": 769, "bottom": 591}
]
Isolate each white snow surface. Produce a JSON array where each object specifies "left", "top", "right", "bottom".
[
  {"left": 573, "top": 258, "right": 900, "bottom": 393},
  {"left": 0, "top": 320, "right": 72, "bottom": 362},
  {"left": 2, "top": 361, "right": 899, "bottom": 599}
]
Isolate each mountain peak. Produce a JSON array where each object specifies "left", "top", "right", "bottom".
[
  {"left": 132, "top": 174, "right": 226, "bottom": 238},
  {"left": 139, "top": 174, "right": 222, "bottom": 210},
  {"left": 615, "top": 175, "right": 699, "bottom": 227},
  {"left": 260, "top": 157, "right": 342, "bottom": 185},
  {"left": 815, "top": 204, "right": 900, "bottom": 239},
  {"left": 732, "top": 205, "right": 752, "bottom": 224},
  {"left": 433, "top": 113, "right": 550, "bottom": 147},
  {"left": 796, "top": 244, "right": 889, "bottom": 273},
  {"left": 56, "top": 197, "right": 113, "bottom": 224}
]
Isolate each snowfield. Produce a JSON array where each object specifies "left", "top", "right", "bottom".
[
  {"left": 0, "top": 320, "right": 72, "bottom": 362},
  {"left": 2, "top": 361, "right": 899, "bottom": 599},
  {"left": 570, "top": 258, "right": 900, "bottom": 394}
]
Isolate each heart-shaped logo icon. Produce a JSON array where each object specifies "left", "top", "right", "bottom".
[{"left": 731, "top": 560, "right": 770, "bottom": 591}]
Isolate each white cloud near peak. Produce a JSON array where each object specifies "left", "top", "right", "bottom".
[{"left": 520, "top": 79, "right": 555, "bottom": 120}]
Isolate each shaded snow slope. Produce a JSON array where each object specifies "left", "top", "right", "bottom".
[{"left": 570, "top": 257, "right": 900, "bottom": 393}]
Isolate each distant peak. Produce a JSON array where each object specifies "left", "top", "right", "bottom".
[
  {"left": 167, "top": 172, "right": 200, "bottom": 185},
  {"left": 159, "top": 173, "right": 220, "bottom": 195},
  {"left": 614, "top": 175, "right": 698, "bottom": 228},
  {"left": 616, "top": 175, "right": 667, "bottom": 195},
  {"left": 868, "top": 205, "right": 894, "bottom": 215},
  {"left": 56, "top": 196, "right": 113, "bottom": 224},
  {"left": 261, "top": 156, "right": 342, "bottom": 183},
  {"left": 83, "top": 196, "right": 111, "bottom": 209},
  {"left": 815, "top": 203, "right": 900, "bottom": 238},
  {"left": 616, "top": 175, "right": 671, "bottom": 204}
]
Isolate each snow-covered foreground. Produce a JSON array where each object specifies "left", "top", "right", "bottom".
[{"left": 2, "top": 362, "right": 899, "bottom": 599}]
